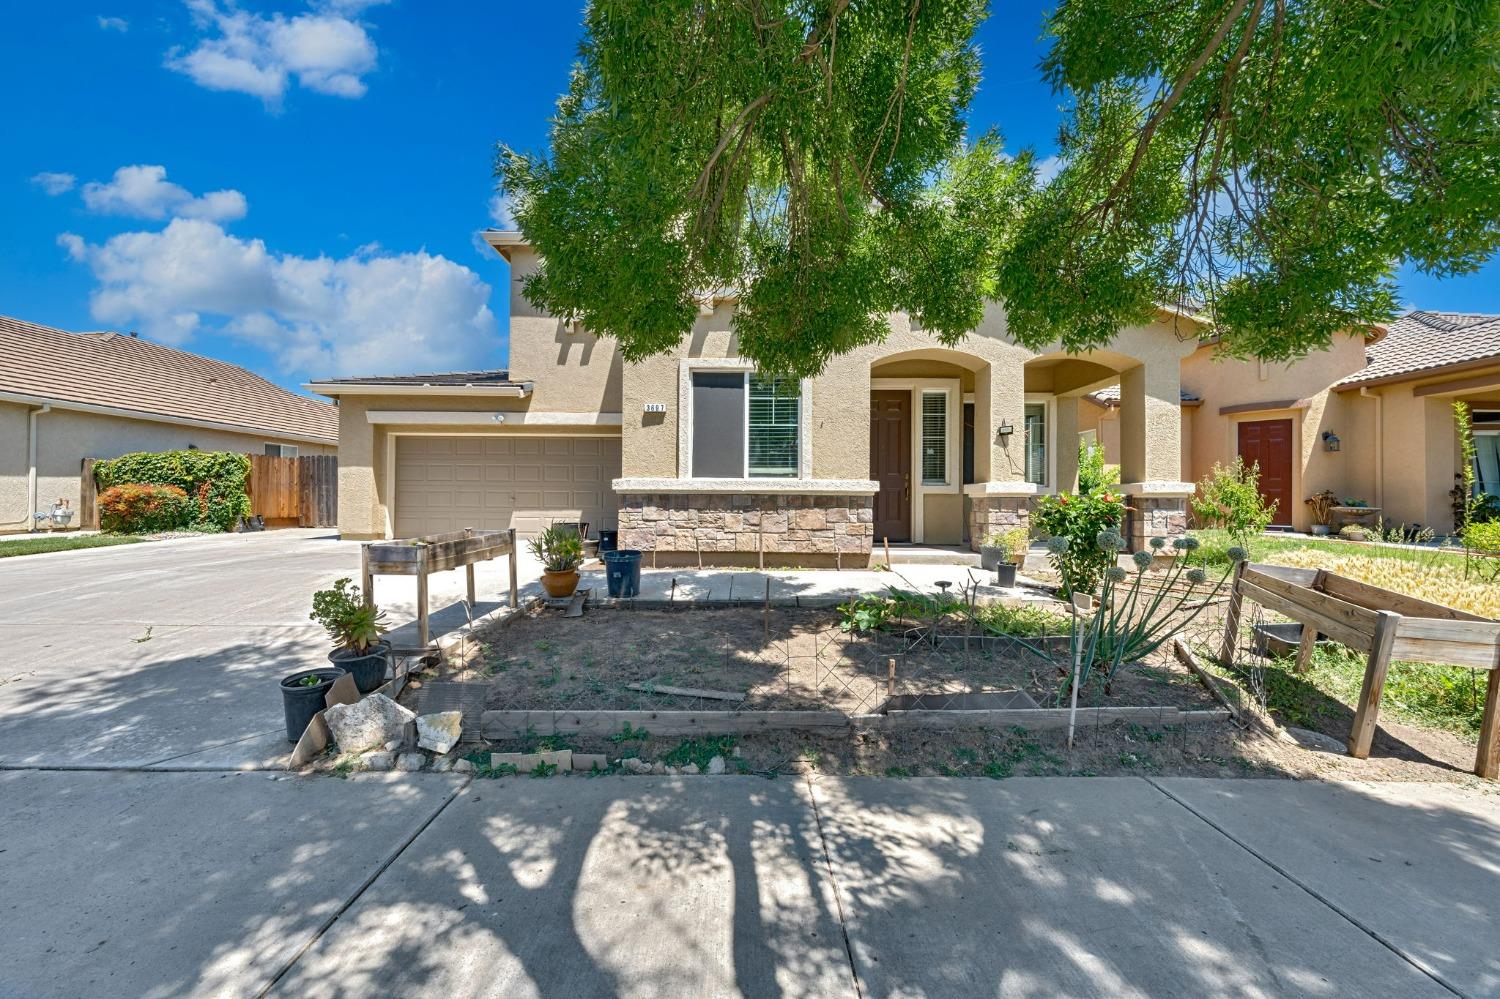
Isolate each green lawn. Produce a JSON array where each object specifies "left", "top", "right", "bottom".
[
  {"left": 1190, "top": 528, "right": 1473, "bottom": 573},
  {"left": 0, "top": 534, "right": 145, "bottom": 558}
]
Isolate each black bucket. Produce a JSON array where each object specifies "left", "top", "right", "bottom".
[
  {"left": 597, "top": 529, "right": 619, "bottom": 554},
  {"left": 603, "top": 549, "right": 642, "bottom": 598},
  {"left": 280, "top": 667, "right": 345, "bottom": 743},
  {"left": 329, "top": 641, "right": 390, "bottom": 694}
]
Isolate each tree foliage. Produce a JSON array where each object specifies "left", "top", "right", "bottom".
[{"left": 501, "top": 0, "right": 1500, "bottom": 373}]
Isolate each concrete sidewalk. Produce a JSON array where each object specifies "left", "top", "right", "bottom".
[{"left": 4, "top": 772, "right": 1494, "bottom": 998}]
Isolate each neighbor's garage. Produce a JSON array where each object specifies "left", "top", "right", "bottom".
[{"left": 393, "top": 435, "right": 621, "bottom": 538}]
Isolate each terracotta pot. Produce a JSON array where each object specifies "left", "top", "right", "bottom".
[{"left": 541, "top": 568, "right": 580, "bottom": 598}]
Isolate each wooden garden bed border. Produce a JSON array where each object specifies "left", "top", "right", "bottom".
[
  {"left": 1219, "top": 562, "right": 1500, "bottom": 779},
  {"left": 480, "top": 706, "right": 1230, "bottom": 739}
]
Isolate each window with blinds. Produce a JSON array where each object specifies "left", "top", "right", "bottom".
[
  {"left": 748, "top": 375, "right": 800, "bottom": 477},
  {"left": 1024, "top": 402, "right": 1047, "bottom": 485},
  {"left": 921, "top": 391, "right": 947, "bottom": 485}
]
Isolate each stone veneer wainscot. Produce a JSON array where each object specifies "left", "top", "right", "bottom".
[{"left": 617, "top": 492, "right": 874, "bottom": 567}]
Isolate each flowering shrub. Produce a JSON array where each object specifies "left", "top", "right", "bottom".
[
  {"left": 98, "top": 483, "right": 192, "bottom": 534},
  {"left": 1032, "top": 489, "right": 1126, "bottom": 597},
  {"left": 1191, "top": 459, "right": 1277, "bottom": 545}
]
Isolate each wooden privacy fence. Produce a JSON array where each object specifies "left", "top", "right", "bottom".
[
  {"left": 79, "top": 453, "right": 337, "bottom": 529},
  {"left": 248, "top": 454, "right": 337, "bottom": 527}
]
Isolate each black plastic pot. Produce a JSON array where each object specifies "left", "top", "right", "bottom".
[
  {"left": 603, "top": 549, "right": 643, "bottom": 598},
  {"left": 329, "top": 641, "right": 390, "bottom": 694},
  {"left": 993, "top": 562, "right": 1019, "bottom": 588},
  {"left": 280, "top": 667, "right": 345, "bottom": 743},
  {"left": 979, "top": 545, "right": 1005, "bottom": 572},
  {"left": 597, "top": 529, "right": 619, "bottom": 553}
]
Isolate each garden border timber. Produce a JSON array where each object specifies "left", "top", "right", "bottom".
[
  {"left": 362, "top": 527, "right": 520, "bottom": 647},
  {"left": 1218, "top": 562, "right": 1500, "bottom": 779},
  {"left": 479, "top": 706, "right": 1230, "bottom": 739}
]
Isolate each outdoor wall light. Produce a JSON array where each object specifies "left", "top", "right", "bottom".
[
  {"left": 490, "top": 413, "right": 506, "bottom": 424},
  {"left": 1322, "top": 431, "right": 1340, "bottom": 452},
  {"left": 997, "top": 420, "right": 1015, "bottom": 438}
]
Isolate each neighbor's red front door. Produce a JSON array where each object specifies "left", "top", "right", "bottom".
[
  {"left": 870, "top": 390, "right": 911, "bottom": 543},
  {"left": 1237, "top": 419, "right": 1294, "bottom": 526}
]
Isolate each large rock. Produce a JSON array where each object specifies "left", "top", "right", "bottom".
[
  {"left": 325, "top": 694, "right": 415, "bottom": 754},
  {"left": 416, "top": 711, "right": 463, "bottom": 754}
]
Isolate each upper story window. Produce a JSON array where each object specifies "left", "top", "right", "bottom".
[{"left": 690, "top": 371, "right": 801, "bottom": 478}]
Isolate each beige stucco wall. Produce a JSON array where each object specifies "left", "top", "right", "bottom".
[
  {"left": 0, "top": 399, "right": 333, "bottom": 533},
  {"left": 506, "top": 247, "right": 623, "bottom": 414},
  {"left": 1180, "top": 333, "right": 1374, "bottom": 532}
]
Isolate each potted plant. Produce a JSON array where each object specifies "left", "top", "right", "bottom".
[
  {"left": 310, "top": 577, "right": 390, "bottom": 693},
  {"left": 1339, "top": 523, "right": 1369, "bottom": 543},
  {"left": 530, "top": 524, "right": 585, "bottom": 597},
  {"left": 980, "top": 527, "right": 1029, "bottom": 586},
  {"left": 1305, "top": 489, "right": 1337, "bottom": 536},
  {"left": 280, "top": 666, "right": 345, "bottom": 742}
]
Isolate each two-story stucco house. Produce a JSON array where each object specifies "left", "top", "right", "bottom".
[{"left": 311, "top": 230, "right": 1203, "bottom": 564}]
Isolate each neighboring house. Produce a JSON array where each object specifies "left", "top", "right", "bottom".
[
  {"left": 0, "top": 315, "right": 338, "bottom": 533},
  {"left": 1090, "top": 311, "right": 1500, "bottom": 535},
  {"left": 314, "top": 230, "right": 1203, "bottom": 563}
]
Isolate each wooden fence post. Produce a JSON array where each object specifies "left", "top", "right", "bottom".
[
  {"left": 1347, "top": 609, "right": 1400, "bottom": 759},
  {"left": 507, "top": 528, "right": 519, "bottom": 609},
  {"left": 1217, "top": 561, "right": 1247, "bottom": 665},
  {"left": 1478, "top": 665, "right": 1500, "bottom": 780}
]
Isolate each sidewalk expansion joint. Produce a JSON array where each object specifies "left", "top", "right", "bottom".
[
  {"left": 804, "top": 773, "right": 866, "bottom": 999},
  {"left": 1144, "top": 777, "right": 1466, "bottom": 999}
]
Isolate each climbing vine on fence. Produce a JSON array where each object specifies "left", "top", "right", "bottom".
[{"left": 94, "top": 450, "right": 251, "bottom": 532}]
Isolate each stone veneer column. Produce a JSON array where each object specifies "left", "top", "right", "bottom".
[
  {"left": 1120, "top": 483, "right": 1193, "bottom": 552},
  {"left": 615, "top": 492, "right": 874, "bottom": 567},
  {"left": 965, "top": 487, "right": 1039, "bottom": 552}
]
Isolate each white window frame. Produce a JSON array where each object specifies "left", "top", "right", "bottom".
[
  {"left": 919, "top": 389, "right": 950, "bottom": 486},
  {"left": 679, "top": 358, "right": 812, "bottom": 479},
  {"left": 1022, "top": 393, "right": 1056, "bottom": 489},
  {"left": 264, "top": 442, "right": 298, "bottom": 458}
]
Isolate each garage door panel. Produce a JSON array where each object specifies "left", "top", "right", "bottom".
[{"left": 394, "top": 435, "right": 621, "bottom": 539}]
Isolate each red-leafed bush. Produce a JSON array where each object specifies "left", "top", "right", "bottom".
[{"left": 98, "top": 483, "right": 192, "bottom": 534}]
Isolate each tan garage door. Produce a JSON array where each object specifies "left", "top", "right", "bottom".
[{"left": 394, "top": 435, "right": 621, "bottom": 538}]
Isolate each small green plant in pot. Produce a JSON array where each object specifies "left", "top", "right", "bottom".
[
  {"left": 980, "top": 527, "right": 1030, "bottom": 586},
  {"left": 310, "top": 577, "right": 390, "bottom": 693},
  {"left": 530, "top": 525, "right": 585, "bottom": 598}
]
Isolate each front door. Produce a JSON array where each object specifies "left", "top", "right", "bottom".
[
  {"left": 1237, "top": 419, "right": 1294, "bottom": 526},
  {"left": 870, "top": 390, "right": 912, "bottom": 542}
]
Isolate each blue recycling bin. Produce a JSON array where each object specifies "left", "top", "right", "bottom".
[{"left": 603, "top": 549, "right": 642, "bottom": 598}]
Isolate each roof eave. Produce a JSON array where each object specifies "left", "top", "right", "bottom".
[
  {"left": 0, "top": 389, "right": 337, "bottom": 446},
  {"left": 1334, "top": 354, "right": 1500, "bottom": 392},
  {"left": 482, "top": 229, "right": 528, "bottom": 262},
  {"left": 305, "top": 381, "right": 534, "bottom": 399}
]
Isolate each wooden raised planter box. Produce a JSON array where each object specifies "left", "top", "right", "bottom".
[
  {"left": 363, "top": 527, "right": 520, "bottom": 647},
  {"left": 1219, "top": 562, "right": 1500, "bottom": 779}
]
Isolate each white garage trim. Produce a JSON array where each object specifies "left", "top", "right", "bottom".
[{"left": 367, "top": 410, "right": 622, "bottom": 426}]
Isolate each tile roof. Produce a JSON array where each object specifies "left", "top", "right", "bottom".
[
  {"left": 1336, "top": 310, "right": 1500, "bottom": 388},
  {"left": 1089, "top": 385, "right": 1201, "bottom": 405},
  {"left": 0, "top": 315, "right": 338, "bottom": 443},
  {"left": 313, "top": 370, "right": 525, "bottom": 387}
]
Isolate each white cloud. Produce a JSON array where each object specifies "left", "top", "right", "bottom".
[
  {"left": 488, "top": 192, "right": 516, "bottom": 228},
  {"left": 166, "top": 0, "right": 381, "bottom": 108},
  {"left": 98, "top": 15, "right": 129, "bottom": 31},
  {"left": 63, "top": 218, "right": 500, "bottom": 377},
  {"left": 31, "top": 172, "right": 77, "bottom": 195},
  {"left": 81, "top": 165, "right": 248, "bottom": 222},
  {"left": 1034, "top": 154, "right": 1064, "bottom": 184}
]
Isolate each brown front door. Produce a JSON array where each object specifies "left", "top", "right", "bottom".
[
  {"left": 870, "top": 390, "right": 912, "bottom": 542},
  {"left": 1237, "top": 419, "right": 1294, "bottom": 526}
]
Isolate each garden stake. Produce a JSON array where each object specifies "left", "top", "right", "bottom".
[{"left": 887, "top": 657, "right": 897, "bottom": 699}]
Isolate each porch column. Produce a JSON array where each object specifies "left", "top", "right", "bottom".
[
  {"left": 1054, "top": 395, "right": 1081, "bottom": 494},
  {"left": 1118, "top": 361, "right": 1193, "bottom": 550},
  {"left": 965, "top": 346, "right": 1039, "bottom": 551}
]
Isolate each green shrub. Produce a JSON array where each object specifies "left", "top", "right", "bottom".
[
  {"left": 94, "top": 451, "right": 251, "bottom": 532},
  {"left": 1464, "top": 521, "right": 1500, "bottom": 554},
  {"left": 981, "top": 526, "right": 1030, "bottom": 564},
  {"left": 1078, "top": 439, "right": 1119, "bottom": 495},
  {"left": 98, "top": 483, "right": 192, "bottom": 534},
  {"left": 1190, "top": 459, "right": 1277, "bottom": 545},
  {"left": 975, "top": 603, "right": 1070, "bottom": 637},
  {"left": 1032, "top": 489, "right": 1126, "bottom": 597}
]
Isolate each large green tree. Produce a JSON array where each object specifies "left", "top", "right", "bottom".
[{"left": 501, "top": 0, "right": 1500, "bottom": 374}]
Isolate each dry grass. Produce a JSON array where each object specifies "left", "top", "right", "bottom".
[{"left": 1264, "top": 549, "right": 1500, "bottom": 618}]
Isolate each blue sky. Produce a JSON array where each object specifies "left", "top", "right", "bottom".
[{"left": 3, "top": 2, "right": 1494, "bottom": 393}]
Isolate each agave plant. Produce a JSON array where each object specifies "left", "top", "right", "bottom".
[{"left": 1065, "top": 532, "right": 1246, "bottom": 698}]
